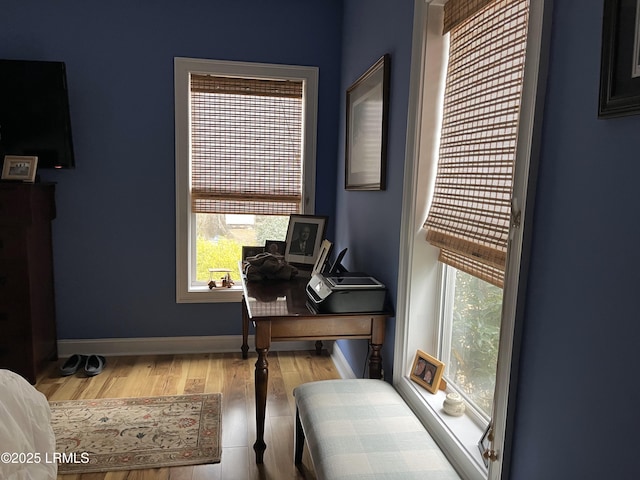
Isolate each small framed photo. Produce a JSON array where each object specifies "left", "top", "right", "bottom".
[
  {"left": 410, "top": 349, "right": 444, "bottom": 394},
  {"left": 264, "top": 240, "right": 286, "bottom": 256},
  {"left": 478, "top": 423, "right": 493, "bottom": 468},
  {"left": 312, "top": 239, "right": 333, "bottom": 276},
  {"left": 345, "top": 54, "right": 390, "bottom": 190},
  {"left": 2, "top": 155, "right": 38, "bottom": 182},
  {"left": 242, "top": 246, "right": 264, "bottom": 260},
  {"left": 284, "top": 214, "right": 328, "bottom": 267}
]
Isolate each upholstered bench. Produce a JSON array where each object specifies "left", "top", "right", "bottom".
[{"left": 293, "top": 379, "right": 461, "bottom": 480}]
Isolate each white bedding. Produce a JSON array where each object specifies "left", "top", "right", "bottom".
[{"left": 0, "top": 369, "right": 57, "bottom": 480}]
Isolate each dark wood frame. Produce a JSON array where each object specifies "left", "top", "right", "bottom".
[
  {"left": 599, "top": 0, "right": 640, "bottom": 117},
  {"left": 242, "top": 246, "right": 264, "bottom": 260},
  {"left": 345, "top": 54, "right": 390, "bottom": 190},
  {"left": 264, "top": 240, "right": 286, "bottom": 256}
]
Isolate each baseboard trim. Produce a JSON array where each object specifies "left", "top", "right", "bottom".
[
  {"left": 57, "top": 335, "right": 319, "bottom": 358},
  {"left": 330, "top": 342, "right": 357, "bottom": 379},
  {"left": 59, "top": 336, "right": 356, "bottom": 380}
]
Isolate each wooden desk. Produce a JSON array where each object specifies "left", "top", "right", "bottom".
[{"left": 240, "top": 271, "right": 390, "bottom": 464}]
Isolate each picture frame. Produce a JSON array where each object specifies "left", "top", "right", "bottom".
[
  {"left": 284, "top": 214, "right": 328, "bottom": 267},
  {"left": 242, "top": 246, "right": 264, "bottom": 260},
  {"left": 2, "top": 155, "right": 38, "bottom": 182},
  {"left": 477, "top": 423, "right": 493, "bottom": 468},
  {"left": 409, "top": 349, "right": 444, "bottom": 394},
  {"left": 598, "top": 0, "right": 640, "bottom": 117},
  {"left": 345, "top": 54, "right": 390, "bottom": 190},
  {"left": 264, "top": 240, "right": 286, "bottom": 256},
  {"left": 311, "top": 239, "right": 333, "bottom": 276}
]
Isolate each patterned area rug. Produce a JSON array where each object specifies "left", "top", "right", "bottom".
[{"left": 49, "top": 393, "right": 222, "bottom": 474}]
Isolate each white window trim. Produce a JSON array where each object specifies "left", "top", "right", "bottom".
[
  {"left": 174, "top": 57, "right": 318, "bottom": 303},
  {"left": 393, "top": 1, "right": 549, "bottom": 479}
]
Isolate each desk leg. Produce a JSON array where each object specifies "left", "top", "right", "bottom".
[
  {"left": 241, "top": 298, "right": 249, "bottom": 359},
  {"left": 369, "top": 343, "right": 383, "bottom": 379},
  {"left": 369, "top": 316, "right": 385, "bottom": 379},
  {"left": 315, "top": 340, "right": 323, "bottom": 355},
  {"left": 253, "top": 321, "right": 271, "bottom": 464}
]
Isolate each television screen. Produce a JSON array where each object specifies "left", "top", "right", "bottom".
[{"left": 0, "top": 59, "right": 75, "bottom": 169}]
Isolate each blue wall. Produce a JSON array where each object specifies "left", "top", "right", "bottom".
[
  {"left": 509, "top": 0, "right": 640, "bottom": 478},
  {"left": 3, "top": 1, "right": 639, "bottom": 478},
  {"left": 334, "top": 0, "right": 415, "bottom": 381},
  {"left": 0, "top": 0, "right": 343, "bottom": 339},
  {"left": 340, "top": 0, "right": 640, "bottom": 479}
]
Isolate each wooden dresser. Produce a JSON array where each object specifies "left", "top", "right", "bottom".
[{"left": 0, "top": 182, "right": 58, "bottom": 384}]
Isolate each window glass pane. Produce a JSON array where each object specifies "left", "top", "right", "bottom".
[
  {"left": 195, "top": 213, "right": 288, "bottom": 282},
  {"left": 444, "top": 267, "right": 502, "bottom": 416}
]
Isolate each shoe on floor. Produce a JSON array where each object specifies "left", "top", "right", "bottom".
[
  {"left": 59, "top": 354, "right": 86, "bottom": 376},
  {"left": 84, "top": 354, "right": 106, "bottom": 377}
]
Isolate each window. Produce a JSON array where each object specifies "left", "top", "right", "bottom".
[
  {"left": 395, "top": 1, "right": 547, "bottom": 479},
  {"left": 440, "top": 266, "right": 503, "bottom": 419},
  {"left": 175, "top": 58, "right": 318, "bottom": 302},
  {"left": 426, "top": 0, "right": 529, "bottom": 426}
]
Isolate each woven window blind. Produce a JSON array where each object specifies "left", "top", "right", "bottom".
[
  {"left": 190, "top": 74, "right": 304, "bottom": 215},
  {"left": 424, "top": 0, "right": 529, "bottom": 288}
]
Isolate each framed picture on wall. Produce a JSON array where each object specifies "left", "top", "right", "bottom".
[
  {"left": 599, "top": 0, "right": 640, "bottom": 117},
  {"left": 345, "top": 54, "right": 390, "bottom": 190}
]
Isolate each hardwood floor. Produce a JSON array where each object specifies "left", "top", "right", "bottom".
[{"left": 35, "top": 351, "right": 340, "bottom": 480}]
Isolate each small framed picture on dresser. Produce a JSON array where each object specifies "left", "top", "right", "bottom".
[{"left": 2, "top": 155, "right": 38, "bottom": 182}]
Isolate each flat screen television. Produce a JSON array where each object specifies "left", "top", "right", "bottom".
[{"left": 0, "top": 59, "right": 75, "bottom": 169}]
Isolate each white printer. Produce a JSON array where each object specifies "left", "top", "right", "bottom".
[{"left": 306, "top": 272, "right": 387, "bottom": 313}]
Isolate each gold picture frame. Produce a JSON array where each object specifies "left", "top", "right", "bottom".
[
  {"left": 410, "top": 349, "right": 444, "bottom": 394},
  {"left": 2, "top": 155, "right": 38, "bottom": 182}
]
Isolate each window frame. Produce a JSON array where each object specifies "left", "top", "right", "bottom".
[
  {"left": 174, "top": 57, "right": 318, "bottom": 303},
  {"left": 393, "top": 1, "right": 549, "bottom": 479}
]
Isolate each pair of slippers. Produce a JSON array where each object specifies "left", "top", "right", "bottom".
[{"left": 60, "top": 354, "right": 106, "bottom": 377}]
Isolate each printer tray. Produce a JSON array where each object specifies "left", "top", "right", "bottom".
[{"left": 307, "top": 283, "right": 386, "bottom": 314}]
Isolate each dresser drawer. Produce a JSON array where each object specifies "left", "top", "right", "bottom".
[
  {"left": 0, "top": 265, "right": 30, "bottom": 306},
  {"left": 0, "top": 227, "right": 28, "bottom": 260},
  {"left": 0, "top": 309, "right": 29, "bottom": 336},
  {"left": 0, "top": 183, "right": 55, "bottom": 224}
]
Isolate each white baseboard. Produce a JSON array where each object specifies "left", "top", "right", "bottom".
[
  {"left": 59, "top": 336, "right": 355, "bottom": 381},
  {"left": 57, "top": 335, "right": 319, "bottom": 358},
  {"left": 330, "top": 342, "right": 357, "bottom": 379}
]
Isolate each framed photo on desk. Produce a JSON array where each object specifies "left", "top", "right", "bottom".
[
  {"left": 284, "top": 214, "right": 327, "bottom": 267},
  {"left": 312, "top": 239, "right": 332, "bottom": 276}
]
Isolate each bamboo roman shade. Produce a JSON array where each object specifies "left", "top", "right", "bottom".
[
  {"left": 424, "top": 0, "right": 529, "bottom": 288},
  {"left": 190, "top": 74, "right": 304, "bottom": 215}
]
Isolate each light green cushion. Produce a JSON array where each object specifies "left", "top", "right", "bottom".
[{"left": 294, "top": 379, "right": 461, "bottom": 480}]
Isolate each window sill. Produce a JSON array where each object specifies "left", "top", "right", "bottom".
[
  {"left": 395, "top": 376, "right": 488, "bottom": 480},
  {"left": 176, "top": 284, "right": 243, "bottom": 303}
]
